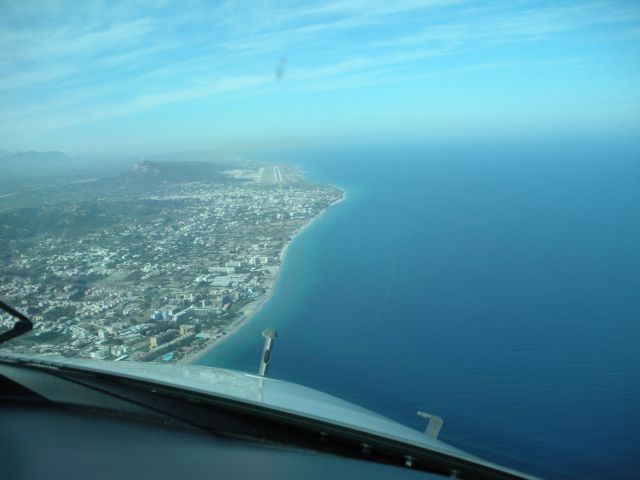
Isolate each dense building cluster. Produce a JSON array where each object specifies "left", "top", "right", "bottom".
[{"left": 0, "top": 165, "right": 342, "bottom": 362}]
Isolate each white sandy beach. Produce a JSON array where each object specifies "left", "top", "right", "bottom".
[{"left": 181, "top": 191, "right": 346, "bottom": 364}]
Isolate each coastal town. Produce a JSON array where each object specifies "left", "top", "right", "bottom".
[{"left": 0, "top": 161, "right": 343, "bottom": 363}]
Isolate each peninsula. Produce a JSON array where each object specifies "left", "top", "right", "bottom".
[{"left": 0, "top": 155, "right": 343, "bottom": 363}]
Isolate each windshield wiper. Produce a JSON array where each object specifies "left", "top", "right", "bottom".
[{"left": 0, "top": 300, "right": 33, "bottom": 345}]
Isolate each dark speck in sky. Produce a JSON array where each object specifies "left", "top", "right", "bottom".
[{"left": 275, "top": 56, "right": 287, "bottom": 80}]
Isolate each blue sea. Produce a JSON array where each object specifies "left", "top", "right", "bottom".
[{"left": 197, "top": 139, "right": 640, "bottom": 479}]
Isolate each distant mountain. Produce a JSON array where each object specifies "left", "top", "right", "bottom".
[
  {"left": 146, "top": 150, "right": 244, "bottom": 165},
  {"left": 0, "top": 150, "right": 71, "bottom": 165},
  {"left": 128, "top": 160, "right": 231, "bottom": 183},
  {"left": 0, "top": 151, "right": 77, "bottom": 183},
  {"left": 0, "top": 150, "right": 243, "bottom": 192}
]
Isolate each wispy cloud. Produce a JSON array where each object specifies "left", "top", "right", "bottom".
[{"left": 0, "top": 0, "right": 638, "bottom": 140}]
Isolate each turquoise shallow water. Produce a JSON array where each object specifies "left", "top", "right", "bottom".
[{"left": 197, "top": 140, "right": 640, "bottom": 479}]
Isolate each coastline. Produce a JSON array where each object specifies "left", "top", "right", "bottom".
[{"left": 181, "top": 189, "right": 346, "bottom": 364}]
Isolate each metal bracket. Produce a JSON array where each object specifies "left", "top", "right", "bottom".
[{"left": 417, "top": 410, "right": 444, "bottom": 439}]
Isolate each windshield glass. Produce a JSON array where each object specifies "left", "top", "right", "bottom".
[{"left": 1, "top": 2, "right": 639, "bottom": 479}]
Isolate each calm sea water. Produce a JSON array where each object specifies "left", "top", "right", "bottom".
[{"left": 197, "top": 140, "right": 640, "bottom": 479}]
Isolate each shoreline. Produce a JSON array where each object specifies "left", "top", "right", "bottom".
[{"left": 181, "top": 189, "right": 346, "bottom": 364}]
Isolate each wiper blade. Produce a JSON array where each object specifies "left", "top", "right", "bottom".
[{"left": 0, "top": 300, "right": 33, "bottom": 345}]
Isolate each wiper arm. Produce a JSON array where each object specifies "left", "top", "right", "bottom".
[{"left": 0, "top": 300, "right": 33, "bottom": 345}]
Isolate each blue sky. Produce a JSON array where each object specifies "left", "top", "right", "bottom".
[{"left": 1, "top": 0, "right": 639, "bottom": 154}]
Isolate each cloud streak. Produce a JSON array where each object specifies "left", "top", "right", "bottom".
[{"left": 0, "top": 0, "right": 638, "bottom": 142}]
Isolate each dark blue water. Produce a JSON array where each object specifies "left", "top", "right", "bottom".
[{"left": 197, "top": 140, "right": 640, "bottom": 479}]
